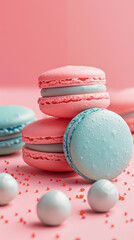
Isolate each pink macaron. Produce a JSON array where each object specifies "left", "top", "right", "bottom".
[
  {"left": 38, "top": 66, "right": 110, "bottom": 118},
  {"left": 109, "top": 88, "right": 134, "bottom": 133},
  {"left": 22, "top": 118, "right": 73, "bottom": 171}
]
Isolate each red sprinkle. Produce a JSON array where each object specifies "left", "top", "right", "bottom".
[
  {"left": 62, "top": 182, "right": 66, "bottom": 186},
  {"left": 80, "top": 188, "right": 85, "bottom": 192},
  {"left": 119, "top": 195, "right": 125, "bottom": 201},
  {"left": 80, "top": 210, "right": 85, "bottom": 216},
  {"left": 31, "top": 233, "right": 36, "bottom": 238},
  {"left": 55, "top": 234, "right": 60, "bottom": 239},
  {"left": 19, "top": 218, "right": 23, "bottom": 222}
]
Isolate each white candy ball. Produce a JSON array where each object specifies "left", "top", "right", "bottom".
[
  {"left": 87, "top": 179, "right": 119, "bottom": 212},
  {"left": 0, "top": 173, "right": 18, "bottom": 205},
  {"left": 37, "top": 190, "right": 71, "bottom": 226}
]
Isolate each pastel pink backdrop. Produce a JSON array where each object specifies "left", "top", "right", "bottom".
[{"left": 0, "top": 0, "right": 134, "bottom": 89}]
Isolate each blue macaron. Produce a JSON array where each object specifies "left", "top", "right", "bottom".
[
  {"left": 0, "top": 105, "right": 35, "bottom": 155},
  {"left": 63, "top": 108, "right": 133, "bottom": 181}
]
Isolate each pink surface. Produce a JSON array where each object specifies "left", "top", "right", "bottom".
[
  {"left": 0, "top": 87, "right": 134, "bottom": 240},
  {"left": 1, "top": 1, "right": 134, "bottom": 90}
]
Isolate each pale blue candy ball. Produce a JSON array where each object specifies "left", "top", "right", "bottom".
[
  {"left": 0, "top": 173, "right": 18, "bottom": 205},
  {"left": 37, "top": 190, "right": 71, "bottom": 226},
  {"left": 87, "top": 179, "right": 119, "bottom": 212}
]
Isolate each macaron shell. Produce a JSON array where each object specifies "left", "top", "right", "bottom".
[
  {"left": 109, "top": 88, "right": 134, "bottom": 114},
  {"left": 124, "top": 117, "right": 134, "bottom": 133},
  {"left": 0, "top": 143, "right": 23, "bottom": 155},
  {"left": 23, "top": 146, "right": 73, "bottom": 172},
  {"left": 22, "top": 118, "right": 71, "bottom": 144},
  {"left": 38, "top": 66, "right": 105, "bottom": 88},
  {"left": 63, "top": 108, "right": 133, "bottom": 180},
  {"left": 0, "top": 105, "right": 35, "bottom": 129},
  {"left": 38, "top": 92, "right": 110, "bottom": 118},
  {"left": 109, "top": 88, "right": 134, "bottom": 133}
]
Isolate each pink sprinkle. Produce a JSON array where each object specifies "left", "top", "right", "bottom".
[
  {"left": 62, "top": 182, "right": 66, "bottom": 186},
  {"left": 31, "top": 233, "right": 36, "bottom": 238},
  {"left": 81, "top": 213, "right": 86, "bottom": 219},
  {"left": 80, "top": 188, "right": 85, "bottom": 192},
  {"left": 55, "top": 234, "right": 60, "bottom": 239},
  {"left": 106, "top": 213, "right": 110, "bottom": 217}
]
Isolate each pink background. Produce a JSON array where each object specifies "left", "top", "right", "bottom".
[{"left": 1, "top": 0, "right": 134, "bottom": 89}]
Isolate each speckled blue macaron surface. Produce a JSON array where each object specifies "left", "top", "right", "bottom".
[
  {"left": 63, "top": 108, "right": 133, "bottom": 181},
  {"left": 0, "top": 105, "right": 35, "bottom": 155}
]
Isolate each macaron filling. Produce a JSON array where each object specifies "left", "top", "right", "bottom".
[
  {"left": 41, "top": 84, "right": 106, "bottom": 97},
  {"left": 0, "top": 133, "right": 22, "bottom": 141},
  {"left": 0, "top": 136, "right": 23, "bottom": 149},
  {"left": 25, "top": 143, "right": 63, "bottom": 153},
  {"left": 121, "top": 112, "right": 134, "bottom": 118}
]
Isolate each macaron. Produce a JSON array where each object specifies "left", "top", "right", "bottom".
[
  {"left": 0, "top": 105, "right": 35, "bottom": 155},
  {"left": 63, "top": 108, "right": 133, "bottom": 181},
  {"left": 109, "top": 88, "right": 134, "bottom": 133},
  {"left": 22, "top": 118, "right": 72, "bottom": 171},
  {"left": 38, "top": 66, "right": 110, "bottom": 118}
]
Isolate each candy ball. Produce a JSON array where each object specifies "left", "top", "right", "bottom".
[
  {"left": 87, "top": 179, "right": 119, "bottom": 212},
  {"left": 37, "top": 190, "right": 71, "bottom": 226},
  {"left": 0, "top": 173, "right": 18, "bottom": 205}
]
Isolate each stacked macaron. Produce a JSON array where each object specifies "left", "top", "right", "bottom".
[
  {"left": 38, "top": 66, "right": 110, "bottom": 118},
  {"left": 0, "top": 105, "right": 35, "bottom": 155},
  {"left": 109, "top": 88, "right": 134, "bottom": 133},
  {"left": 22, "top": 65, "right": 110, "bottom": 172}
]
